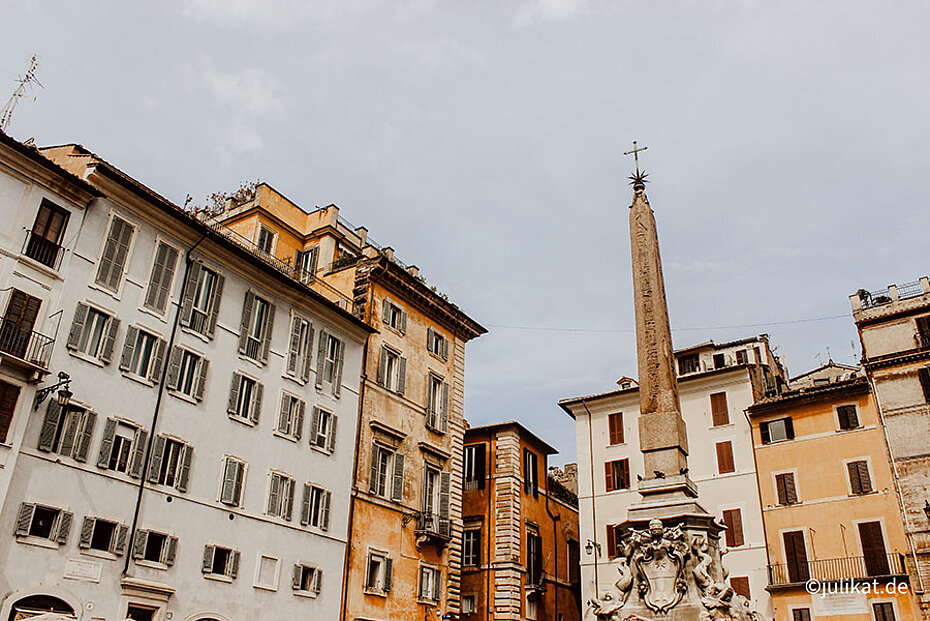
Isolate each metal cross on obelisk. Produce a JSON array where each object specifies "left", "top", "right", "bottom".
[{"left": 622, "top": 140, "right": 648, "bottom": 176}]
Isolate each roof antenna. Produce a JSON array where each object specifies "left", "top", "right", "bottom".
[{"left": 1, "top": 54, "right": 43, "bottom": 132}]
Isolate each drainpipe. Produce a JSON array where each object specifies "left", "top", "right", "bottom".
[
  {"left": 744, "top": 409, "right": 773, "bottom": 581},
  {"left": 581, "top": 399, "right": 600, "bottom": 597},
  {"left": 486, "top": 437, "right": 492, "bottom": 621},
  {"left": 123, "top": 233, "right": 207, "bottom": 575},
  {"left": 544, "top": 472, "right": 561, "bottom": 619}
]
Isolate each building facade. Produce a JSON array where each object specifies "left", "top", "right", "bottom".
[
  {"left": 851, "top": 277, "right": 930, "bottom": 620},
  {"left": 560, "top": 335, "right": 786, "bottom": 619},
  {"left": 210, "top": 184, "right": 486, "bottom": 620},
  {"left": 0, "top": 137, "right": 371, "bottom": 621},
  {"left": 460, "top": 421, "right": 581, "bottom": 621},
  {"left": 748, "top": 373, "right": 921, "bottom": 621}
]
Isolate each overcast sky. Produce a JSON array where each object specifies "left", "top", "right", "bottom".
[{"left": 3, "top": 1, "right": 928, "bottom": 465}]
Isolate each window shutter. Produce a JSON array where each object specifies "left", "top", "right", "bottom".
[
  {"left": 441, "top": 334, "right": 449, "bottom": 361},
  {"left": 145, "top": 242, "right": 166, "bottom": 310},
  {"left": 321, "top": 491, "right": 331, "bottom": 532},
  {"left": 919, "top": 367, "right": 930, "bottom": 402},
  {"left": 56, "top": 511, "right": 73, "bottom": 544},
  {"left": 392, "top": 452, "right": 405, "bottom": 501},
  {"left": 396, "top": 356, "right": 406, "bottom": 396},
  {"left": 97, "top": 217, "right": 133, "bottom": 290},
  {"left": 315, "top": 331, "right": 328, "bottom": 390},
  {"left": 132, "top": 530, "right": 148, "bottom": 559},
  {"left": 382, "top": 299, "right": 390, "bottom": 323},
  {"left": 177, "top": 444, "right": 193, "bottom": 492},
  {"left": 327, "top": 414, "right": 338, "bottom": 453},
  {"left": 100, "top": 317, "right": 120, "bottom": 364},
  {"left": 221, "top": 459, "right": 239, "bottom": 505},
  {"left": 227, "top": 374, "right": 241, "bottom": 415},
  {"left": 332, "top": 339, "right": 344, "bottom": 397},
  {"left": 288, "top": 317, "right": 302, "bottom": 375},
  {"left": 38, "top": 400, "right": 62, "bottom": 452},
  {"left": 278, "top": 396, "right": 291, "bottom": 434},
  {"left": 784, "top": 473, "right": 798, "bottom": 504},
  {"left": 383, "top": 558, "right": 393, "bottom": 592},
  {"left": 148, "top": 435, "right": 166, "bottom": 483},
  {"left": 14, "top": 503, "right": 35, "bottom": 536},
  {"left": 206, "top": 274, "right": 225, "bottom": 338},
  {"left": 711, "top": 392, "right": 729, "bottom": 426},
  {"left": 310, "top": 407, "right": 322, "bottom": 447},
  {"left": 785, "top": 417, "right": 795, "bottom": 440},
  {"left": 165, "top": 347, "right": 183, "bottom": 389},
  {"left": 202, "top": 544, "right": 215, "bottom": 572},
  {"left": 847, "top": 461, "right": 862, "bottom": 494},
  {"left": 605, "top": 461, "right": 615, "bottom": 492},
  {"left": 67, "top": 303, "right": 89, "bottom": 349},
  {"left": 150, "top": 338, "right": 168, "bottom": 382},
  {"left": 377, "top": 347, "right": 388, "bottom": 386},
  {"left": 606, "top": 524, "right": 616, "bottom": 558},
  {"left": 300, "top": 483, "right": 312, "bottom": 525},
  {"left": 760, "top": 421, "right": 771, "bottom": 444},
  {"left": 294, "top": 401, "right": 305, "bottom": 440},
  {"left": 311, "top": 567, "right": 322, "bottom": 594},
  {"left": 858, "top": 461, "right": 872, "bottom": 493},
  {"left": 148, "top": 243, "right": 179, "bottom": 313},
  {"left": 398, "top": 309, "right": 407, "bottom": 335},
  {"left": 230, "top": 550, "right": 240, "bottom": 579},
  {"left": 179, "top": 262, "right": 201, "bottom": 327},
  {"left": 195, "top": 358, "right": 209, "bottom": 402},
  {"left": 730, "top": 576, "right": 750, "bottom": 599},
  {"left": 261, "top": 302, "right": 275, "bottom": 363},
  {"left": 301, "top": 324, "right": 314, "bottom": 382},
  {"left": 284, "top": 478, "right": 295, "bottom": 521},
  {"left": 608, "top": 413, "right": 624, "bottom": 445},
  {"left": 418, "top": 567, "right": 427, "bottom": 599},
  {"left": 620, "top": 459, "right": 630, "bottom": 489},
  {"left": 79, "top": 516, "right": 94, "bottom": 548},
  {"left": 369, "top": 444, "right": 380, "bottom": 494},
  {"left": 716, "top": 442, "right": 734, "bottom": 473},
  {"left": 97, "top": 418, "right": 117, "bottom": 468},
  {"left": 723, "top": 509, "right": 744, "bottom": 547},
  {"left": 439, "top": 382, "right": 450, "bottom": 432},
  {"left": 267, "top": 475, "right": 281, "bottom": 514},
  {"left": 476, "top": 444, "right": 486, "bottom": 489},
  {"left": 129, "top": 429, "right": 148, "bottom": 478},
  {"left": 292, "top": 564, "right": 302, "bottom": 590},
  {"left": 238, "top": 292, "right": 255, "bottom": 354},
  {"left": 165, "top": 536, "right": 178, "bottom": 565},
  {"left": 251, "top": 382, "right": 263, "bottom": 424},
  {"left": 59, "top": 410, "right": 80, "bottom": 458},
  {"left": 113, "top": 524, "right": 129, "bottom": 555},
  {"left": 439, "top": 471, "right": 451, "bottom": 537}
]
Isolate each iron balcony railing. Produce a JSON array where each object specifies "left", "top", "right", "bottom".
[
  {"left": 22, "top": 231, "right": 65, "bottom": 270},
  {"left": 416, "top": 512, "right": 451, "bottom": 539},
  {"left": 768, "top": 553, "right": 908, "bottom": 587},
  {"left": 0, "top": 319, "right": 54, "bottom": 369}
]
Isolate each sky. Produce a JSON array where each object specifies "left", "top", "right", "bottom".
[{"left": 2, "top": 0, "right": 928, "bottom": 465}]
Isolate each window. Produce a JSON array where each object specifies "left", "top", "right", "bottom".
[
  {"left": 220, "top": 457, "right": 246, "bottom": 507},
  {"left": 568, "top": 539, "right": 581, "bottom": 585},
  {"left": 420, "top": 467, "right": 451, "bottom": 536},
  {"left": 369, "top": 444, "right": 404, "bottom": 501},
  {"left": 837, "top": 405, "right": 860, "bottom": 430},
  {"left": 859, "top": 521, "right": 890, "bottom": 576},
  {"left": 418, "top": 565, "right": 441, "bottom": 602},
  {"left": 606, "top": 524, "right": 620, "bottom": 558},
  {"left": 463, "top": 529, "right": 481, "bottom": 566},
  {"left": 167, "top": 348, "right": 208, "bottom": 401},
  {"left": 792, "top": 609, "right": 812, "bottom": 621},
  {"left": 608, "top": 412, "right": 624, "bottom": 444},
  {"left": 918, "top": 316, "right": 930, "bottom": 349},
  {"left": 315, "top": 331, "right": 345, "bottom": 396},
  {"left": 427, "top": 327, "right": 448, "bottom": 360},
  {"left": 847, "top": 460, "right": 873, "bottom": 495},
  {"left": 760, "top": 417, "right": 794, "bottom": 444},
  {"left": 365, "top": 551, "right": 393, "bottom": 593},
  {"left": 462, "top": 595, "right": 476, "bottom": 615},
  {"left": 239, "top": 292, "right": 274, "bottom": 363},
  {"left": 0, "top": 289, "right": 41, "bottom": 361},
  {"left": 713, "top": 353, "right": 726, "bottom": 369},
  {"left": 0, "top": 380, "right": 20, "bottom": 444},
  {"left": 309, "top": 406, "right": 337, "bottom": 453},
  {"left": 277, "top": 393, "right": 305, "bottom": 439},
  {"left": 605, "top": 459, "right": 630, "bottom": 492},
  {"left": 95, "top": 215, "right": 135, "bottom": 292},
  {"left": 182, "top": 263, "right": 224, "bottom": 337},
  {"left": 286, "top": 315, "right": 314, "bottom": 381},
  {"left": 722, "top": 509, "right": 744, "bottom": 547},
  {"left": 301, "top": 484, "right": 332, "bottom": 530},
  {"left": 228, "top": 373, "right": 262, "bottom": 424},
  {"left": 382, "top": 299, "right": 407, "bottom": 334},
  {"left": 67, "top": 303, "right": 120, "bottom": 363},
  {"left": 463, "top": 444, "right": 486, "bottom": 490},
  {"left": 143, "top": 241, "right": 179, "bottom": 314},
  {"left": 716, "top": 441, "right": 735, "bottom": 474},
  {"left": 126, "top": 605, "right": 157, "bottom": 621},
  {"left": 203, "top": 544, "right": 240, "bottom": 579},
  {"left": 25, "top": 200, "right": 69, "bottom": 268},
  {"left": 377, "top": 345, "right": 406, "bottom": 394},
  {"left": 79, "top": 517, "right": 129, "bottom": 555},
  {"left": 257, "top": 226, "right": 275, "bottom": 254},
  {"left": 710, "top": 392, "right": 729, "bottom": 426},
  {"left": 295, "top": 247, "right": 319, "bottom": 283},
  {"left": 293, "top": 564, "right": 322, "bottom": 595},
  {"left": 783, "top": 530, "right": 809, "bottom": 583},
  {"left": 148, "top": 436, "right": 193, "bottom": 492},
  {"left": 735, "top": 349, "right": 748, "bottom": 364},
  {"left": 523, "top": 449, "right": 539, "bottom": 497},
  {"left": 133, "top": 529, "right": 178, "bottom": 566},
  {"left": 775, "top": 472, "right": 799, "bottom": 505},
  {"left": 729, "top": 576, "right": 750, "bottom": 599},
  {"left": 426, "top": 374, "right": 449, "bottom": 433},
  {"left": 119, "top": 327, "right": 166, "bottom": 381},
  {"left": 14, "top": 503, "right": 72, "bottom": 544},
  {"left": 919, "top": 367, "right": 930, "bottom": 403},
  {"left": 677, "top": 353, "right": 699, "bottom": 375},
  {"left": 267, "top": 472, "right": 295, "bottom": 520},
  {"left": 37, "top": 402, "right": 96, "bottom": 462},
  {"left": 873, "top": 602, "right": 897, "bottom": 621},
  {"left": 527, "top": 529, "right": 543, "bottom": 586},
  {"left": 97, "top": 420, "right": 147, "bottom": 477}
]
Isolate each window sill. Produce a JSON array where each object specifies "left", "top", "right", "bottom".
[
  {"left": 203, "top": 572, "right": 234, "bottom": 583},
  {"left": 121, "top": 372, "right": 156, "bottom": 388},
  {"left": 309, "top": 444, "right": 333, "bottom": 456},
  {"left": 80, "top": 547, "right": 119, "bottom": 561},
  {"left": 227, "top": 414, "right": 257, "bottom": 427},
  {"left": 711, "top": 423, "right": 735, "bottom": 429},
  {"left": 135, "top": 559, "right": 168, "bottom": 570},
  {"left": 180, "top": 325, "right": 212, "bottom": 343},
  {"left": 138, "top": 305, "right": 170, "bottom": 324},
  {"left": 87, "top": 281, "right": 124, "bottom": 302},
  {"left": 273, "top": 431, "right": 299, "bottom": 443},
  {"left": 282, "top": 373, "right": 308, "bottom": 387},
  {"left": 68, "top": 349, "right": 106, "bottom": 367},
  {"left": 363, "top": 588, "right": 388, "bottom": 598},
  {"left": 16, "top": 253, "right": 64, "bottom": 280},
  {"left": 417, "top": 597, "right": 441, "bottom": 606},
  {"left": 293, "top": 589, "right": 319, "bottom": 599},
  {"left": 238, "top": 352, "right": 266, "bottom": 368},
  {"left": 15, "top": 535, "right": 60, "bottom": 549},
  {"left": 253, "top": 582, "right": 278, "bottom": 593},
  {"left": 427, "top": 350, "right": 449, "bottom": 364},
  {"left": 168, "top": 389, "right": 199, "bottom": 405}
]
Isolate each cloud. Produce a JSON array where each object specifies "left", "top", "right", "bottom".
[
  {"left": 513, "top": 0, "right": 589, "bottom": 27},
  {"left": 179, "top": 0, "right": 435, "bottom": 25},
  {"left": 199, "top": 60, "right": 282, "bottom": 116}
]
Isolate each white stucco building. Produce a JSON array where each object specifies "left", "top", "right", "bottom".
[
  {"left": 560, "top": 335, "right": 787, "bottom": 620},
  {"left": 0, "top": 135, "right": 372, "bottom": 621}
]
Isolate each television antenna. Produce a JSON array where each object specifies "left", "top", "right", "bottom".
[{"left": 1, "top": 54, "right": 43, "bottom": 132}]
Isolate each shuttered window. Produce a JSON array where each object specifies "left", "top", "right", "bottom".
[
  {"left": 365, "top": 552, "right": 392, "bottom": 592},
  {"left": 132, "top": 529, "right": 178, "bottom": 566},
  {"left": 608, "top": 412, "right": 624, "bottom": 445},
  {"left": 427, "top": 327, "right": 449, "bottom": 360},
  {"left": 837, "top": 405, "right": 860, "bottom": 430},
  {"left": 267, "top": 472, "right": 296, "bottom": 520},
  {"left": 873, "top": 603, "right": 897, "bottom": 621},
  {"left": 792, "top": 609, "right": 812, "bottom": 621},
  {"left": 729, "top": 576, "right": 750, "bottom": 599},
  {"left": 202, "top": 544, "right": 241, "bottom": 579},
  {"left": 300, "top": 484, "right": 332, "bottom": 531},
  {"left": 315, "top": 331, "right": 345, "bottom": 396},
  {"left": 710, "top": 392, "right": 729, "bottom": 426},
  {"left": 79, "top": 516, "right": 129, "bottom": 555},
  {"left": 847, "top": 460, "right": 873, "bottom": 495},
  {"left": 0, "top": 380, "right": 21, "bottom": 444},
  {"left": 527, "top": 530, "right": 543, "bottom": 586},
  {"left": 293, "top": 564, "right": 322, "bottom": 595},
  {"left": 119, "top": 327, "right": 167, "bottom": 382},
  {"left": 775, "top": 472, "right": 799, "bottom": 505},
  {"left": 605, "top": 459, "right": 630, "bottom": 492},
  {"left": 783, "top": 530, "right": 809, "bottom": 583},
  {"left": 97, "top": 419, "right": 147, "bottom": 478},
  {"left": 238, "top": 292, "right": 275, "bottom": 363},
  {"left": 68, "top": 303, "right": 120, "bottom": 363},
  {"left": 95, "top": 215, "right": 135, "bottom": 292},
  {"left": 523, "top": 449, "right": 539, "bottom": 497},
  {"left": 143, "top": 242, "right": 179, "bottom": 314},
  {"left": 859, "top": 521, "right": 890, "bottom": 576},
  {"left": 760, "top": 417, "right": 794, "bottom": 444},
  {"left": 606, "top": 524, "right": 618, "bottom": 558},
  {"left": 166, "top": 347, "right": 208, "bottom": 401},
  {"left": 716, "top": 441, "right": 735, "bottom": 474},
  {"left": 227, "top": 373, "right": 262, "bottom": 424},
  {"left": 382, "top": 299, "right": 407, "bottom": 334},
  {"left": 147, "top": 436, "right": 193, "bottom": 492},
  {"left": 722, "top": 508, "right": 744, "bottom": 547},
  {"left": 181, "top": 263, "right": 225, "bottom": 338},
  {"left": 377, "top": 345, "right": 406, "bottom": 395},
  {"left": 37, "top": 402, "right": 96, "bottom": 462},
  {"left": 369, "top": 444, "right": 404, "bottom": 501},
  {"left": 219, "top": 457, "right": 246, "bottom": 506},
  {"left": 308, "top": 406, "right": 337, "bottom": 453},
  {"left": 426, "top": 373, "right": 449, "bottom": 433},
  {"left": 286, "top": 315, "right": 314, "bottom": 382},
  {"left": 14, "top": 503, "right": 73, "bottom": 544},
  {"left": 277, "top": 393, "right": 305, "bottom": 439},
  {"left": 919, "top": 368, "right": 930, "bottom": 403}
]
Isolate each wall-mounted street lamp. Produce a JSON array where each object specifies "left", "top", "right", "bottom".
[
  {"left": 34, "top": 371, "right": 72, "bottom": 409},
  {"left": 585, "top": 539, "right": 601, "bottom": 556}
]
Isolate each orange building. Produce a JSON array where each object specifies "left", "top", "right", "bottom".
[
  {"left": 212, "top": 184, "right": 486, "bottom": 620},
  {"left": 461, "top": 421, "right": 581, "bottom": 621},
  {"left": 748, "top": 372, "right": 922, "bottom": 621}
]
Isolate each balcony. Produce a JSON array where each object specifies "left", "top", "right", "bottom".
[
  {"left": 22, "top": 231, "right": 64, "bottom": 270},
  {"left": 415, "top": 512, "right": 451, "bottom": 547},
  {"left": 767, "top": 553, "right": 909, "bottom": 588},
  {"left": 0, "top": 318, "right": 54, "bottom": 372}
]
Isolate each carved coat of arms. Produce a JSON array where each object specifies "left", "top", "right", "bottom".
[{"left": 628, "top": 518, "right": 690, "bottom": 614}]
